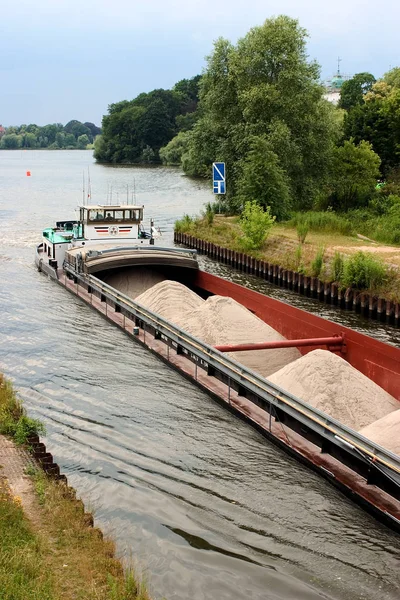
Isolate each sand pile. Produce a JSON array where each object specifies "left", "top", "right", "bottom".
[
  {"left": 178, "top": 295, "right": 301, "bottom": 377},
  {"left": 136, "top": 281, "right": 300, "bottom": 377},
  {"left": 268, "top": 349, "right": 398, "bottom": 431},
  {"left": 103, "top": 267, "right": 166, "bottom": 299},
  {"left": 136, "top": 280, "right": 204, "bottom": 322},
  {"left": 359, "top": 410, "right": 400, "bottom": 456}
]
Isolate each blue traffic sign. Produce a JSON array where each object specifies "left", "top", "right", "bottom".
[{"left": 213, "top": 162, "right": 226, "bottom": 194}]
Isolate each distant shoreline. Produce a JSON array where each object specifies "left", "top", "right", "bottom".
[{"left": 0, "top": 147, "right": 94, "bottom": 151}]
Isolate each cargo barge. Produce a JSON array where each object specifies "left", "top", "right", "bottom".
[{"left": 36, "top": 203, "right": 400, "bottom": 531}]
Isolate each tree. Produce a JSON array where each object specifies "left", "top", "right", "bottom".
[
  {"left": 160, "top": 130, "right": 191, "bottom": 165},
  {"left": 338, "top": 73, "right": 376, "bottom": 111},
  {"left": 330, "top": 140, "right": 381, "bottom": 210},
  {"left": 0, "top": 134, "right": 21, "bottom": 149},
  {"left": 343, "top": 81, "right": 400, "bottom": 174},
  {"left": 40, "top": 124, "right": 58, "bottom": 144},
  {"left": 384, "top": 67, "right": 400, "bottom": 89},
  {"left": 237, "top": 136, "right": 292, "bottom": 220},
  {"left": 77, "top": 134, "right": 90, "bottom": 149},
  {"left": 83, "top": 122, "right": 102, "bottom": 141},
  {"left": 173, "top": 75, "right": 202, "bottom": 114},
  {"left": 96, "top": 87, "right": 189, "bottom": 163},
  {"left": 174, "top": 75, "right": 202, "bottom": 102},
  {"left": 93, "top": 135, "right": 107, "bottom": 161},
  {"left": 182, "top": 16, "right": 341, "bottom": 212},
  {"left": 64, "top": 133, "right": 77, "bottom": 148},
  {"left": 23, "top": 133, "right": 37, "bottom": 148},
  {"left": 56, "top": 132, "right": 66, "bottom": 148}
]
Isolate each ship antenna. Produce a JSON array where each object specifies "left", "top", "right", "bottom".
[
  {"left": 126, "top": 184, "right": 129, "bottom": 204},
  {"left": 133, "top": 178, "right": 137, "bottom": 203},
  {"left": 87, "top": 167, "right": 92, "bottom": 203},
  {"left": 82, "top": 170, "right": 86, "bottom": 206}
]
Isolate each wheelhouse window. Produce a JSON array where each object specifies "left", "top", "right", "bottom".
[
  {"left": 88, "top": 210, "right": 105, "bottom": 221},
  {"left": 87, "top": 209, "right": 143, "bottom": 222}
]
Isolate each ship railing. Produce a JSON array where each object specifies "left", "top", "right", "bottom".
[{"left": 65, "top": 267, "right": 400, "bottom": 499}]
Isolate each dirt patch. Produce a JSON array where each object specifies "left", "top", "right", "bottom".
[{"left": 0, "top": 434, "right": 42, "bottom": 527}]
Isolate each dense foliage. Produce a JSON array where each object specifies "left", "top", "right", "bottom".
[
  {"left": 179, "top": 16, "right": 342, "bottom": 214},
  {"left": 94, "top": 76, "right": 201, "bottom": 163},
  {"left": 0, "top": 120, "right": 101, "bottom": 149},
  {"left": 343, "top": 70, "right": 400, "bottom": 174}
]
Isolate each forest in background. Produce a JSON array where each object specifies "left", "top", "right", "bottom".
[{"left": 0, "top": 120, "right": 101, "bottom": 150}]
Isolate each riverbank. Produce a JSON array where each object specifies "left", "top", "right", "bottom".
[
  {"left": 175, "top": 215, "right": 400, "bottom": 302},
  {"left": 0, "top": 374, "right": 149, "bottom": 600}
]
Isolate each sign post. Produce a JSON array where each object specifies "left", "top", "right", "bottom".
[
  {"left": 213, "top": 162, "right": 226, "bottom": 214},
  {"left": 213, "top": 162, "right": 226, "bottom": 195}
]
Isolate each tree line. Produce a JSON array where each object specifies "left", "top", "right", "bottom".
[
  {"left": 0, "top": 120, "right": 101, "bottom": 150},
  {"left": 95, "top": 15, "right": 400, "bottom": 220},
  {"left": 93, "top": 77, "right": 201, "bottom": 163}
]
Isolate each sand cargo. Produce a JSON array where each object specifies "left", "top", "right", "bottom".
[{"left": 36, "top": 202, "right": 400, "bottom": 530}]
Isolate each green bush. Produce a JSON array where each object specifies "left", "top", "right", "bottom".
[
  {"left": 311, "top": 246, "right": 325, "bottom": 277},
  {"left": 289, "top": 211, "right": 353, "bottom": 235},
  {"left": 294, "top": 244, "right": 303, "bottom": 271},
  {"left": 0, "top": 378, "right": 45, "bottom": 444},
  {"left": 203, "top": 202, "right": 215, "bottom": 226},
  {"left": 332, "top": 251, "right": 344, "bottom": 282},
  {"left": 341, "top": 251, "right": 387, "bottom": 290},
  {"left": 174, "top": 214, "right": 195, "bottom": 233},
  {"left": 349, "top": 201, "right": 400, "bottom": 245},
  {"left": 239, "top": 201, "right": 276, "bottom": 251},
  {"left": 296, "top": 222, "right": 309, "bottom": 244}
]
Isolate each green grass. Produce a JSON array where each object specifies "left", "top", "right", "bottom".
[
  {"left": 289, "top": 211, "right": 354, "bottom": 236},
  {"left": 311, "top": 246, "right": 325, "bottom": 278},
  {"left": 0, "top": 479, "right": 54, "bottom": 600}
]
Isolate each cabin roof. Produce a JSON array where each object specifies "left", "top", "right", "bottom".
[{"left": 79, "top": 204, "right": 144, "bottom": 211}]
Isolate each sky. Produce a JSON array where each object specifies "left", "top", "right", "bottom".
[{"left": 1, "top": 0, "right": 399, "bottom": 127}]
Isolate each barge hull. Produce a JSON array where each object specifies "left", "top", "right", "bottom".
[{"left": 35, "top": 246, "right": 400, "bottom": 531}]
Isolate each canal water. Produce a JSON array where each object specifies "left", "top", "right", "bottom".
[{"left": 0, "top": 150, "right": 399, "bottom": 600}]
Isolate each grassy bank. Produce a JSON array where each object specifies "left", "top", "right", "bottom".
[
  {"left": 176, "top": 213, "right": 400, "bottom": 301},
  {"left": 0, "top": 374, "right": 149, "bottom": 600}
]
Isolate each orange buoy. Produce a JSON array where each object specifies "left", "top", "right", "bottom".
[{"left": 26, "top": 171, "right": 31, "bottom": 176}]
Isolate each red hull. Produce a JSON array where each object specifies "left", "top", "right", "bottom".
[{"left": 194, "top": 271, "right": 400, "bottom": 402}]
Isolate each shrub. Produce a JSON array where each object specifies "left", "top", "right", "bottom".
[
  {"left": 203, "top": 202, "right": 215, "bottom": 226},
  {"left": 341, "top": 251, "right": 387, "bottom": 290},
  {"left": 239, "top": 201, "right": 276, "bottom": 251},
  {"left": 332, "top": 251, "right": 344, "bottom": 282},
  {"left": 311, "top": 246, "right": 325, "bottom": 277},
  {"left": 296, "top": 222, "right": 309, "bottom": 244},
  {"left": 0, "top": 378, "right": 45, "bottom": 444},
  {"left": 174, "top": 214, "right": 195, "bottom": 233},
  {"left": 294, "top": 244, "right": 303, "bottom": 270}
]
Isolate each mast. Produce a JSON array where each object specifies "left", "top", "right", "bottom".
[{"left": 87, "top": 167, "right": 92, "bottom": 203}]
